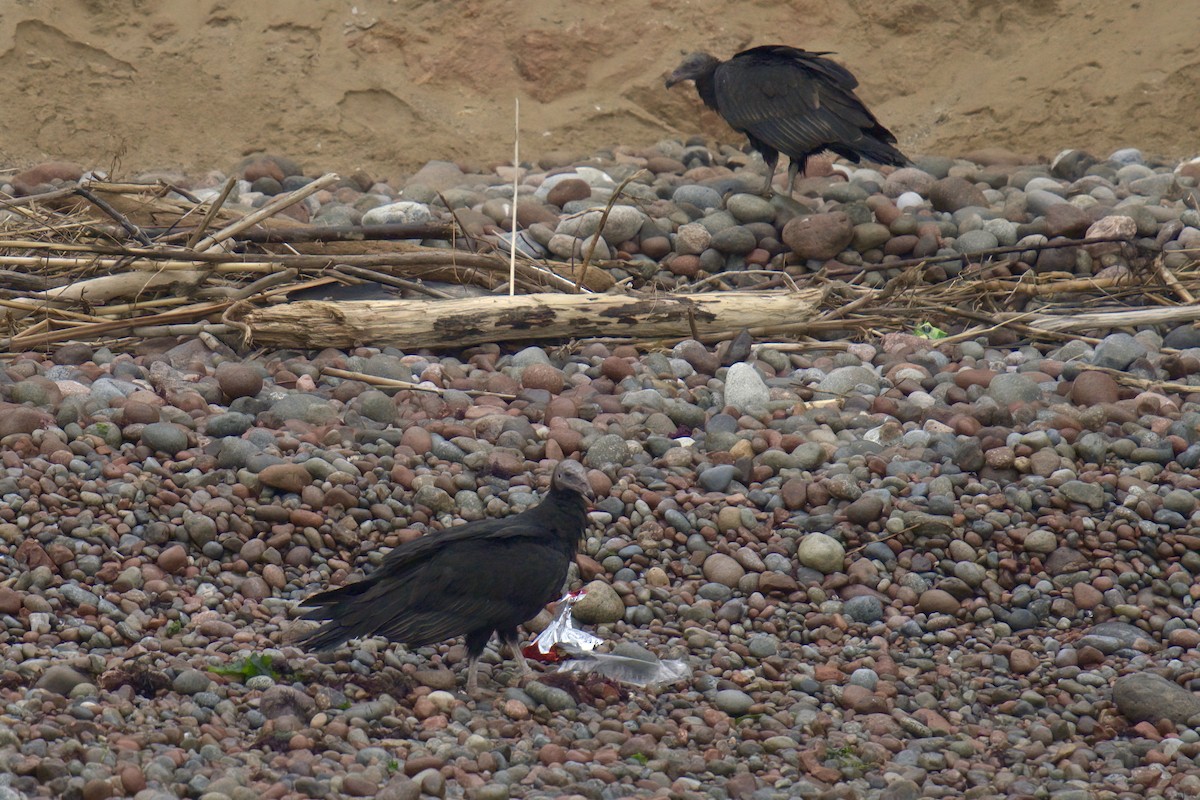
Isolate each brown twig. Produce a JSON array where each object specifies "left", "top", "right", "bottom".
[
  {"left": 74, "top": 186, "right": 152, "bottom": 246},
  {"left": 575, "top": 169, "right": 649, "bottom": 292},
  {"left": 1155, "top": 257, "right": 1196, "bottom": 304},
  {"left": 185, "top": 176, "right": 238, "bottom": 250},
  {"left": 330, "top": 264, "right": 456, "bottom": 299},
  {"left": 685, "top": 269, "right": 800, "bottom": 293}
]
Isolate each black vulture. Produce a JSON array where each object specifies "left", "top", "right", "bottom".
[
  {"left": 298, "top": 459, "right": 594, "bottom": 693},
  {"left": 665, "top": 45, "right": 909, "bottom": 195}
]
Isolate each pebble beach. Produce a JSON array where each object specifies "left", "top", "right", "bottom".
[{"left": 2, "top": 140, "right": 1200, "bottom": 800}]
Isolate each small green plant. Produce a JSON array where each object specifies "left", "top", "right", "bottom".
[
  {"left": 826, "top": 744, "right": 866, "bottom": 774},
  {"left": 914, "top": 321, "right": 947, "bottom": 340},
  {"left": 628, "top": 753, "right": 648, "bottom": 766},
  {"left": 165, "top": 619, "right": 183, "bottom": 636},
  {"left": 209, "top": 653, "right": 279, "bottom": 682},
  {"left": 386, "top": 759, "right": 400, "bottom": 774}
]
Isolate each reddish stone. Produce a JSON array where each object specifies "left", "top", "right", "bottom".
[
  {"left": 1070, "top": 370, "right": 1120, "bottom": 406},
  {"left": 913, "top": 707, "right": 957, "bottom": 733},
  {"left": 928, "top": 176, "right": 988, "bottom": 212},
  {"left": 118, "top": 765, "right": 146, "bottom": 794},
  {"left": 399, "top": 426, "right": 432, "bottom": 453},
  {"left": 545, "top": 178, "right": 591, "bottom": 207},
  {"left": 521, "top": 363, "right": 565, "bottom": 393},
  {"left": 780, "top": 478, "right": 808, "bottom": 509},
  {"left": 289, "top": 509, "right": 324, "bottom": 528},
  {"left": 157, "top": 545, "right": 189, "bottom": 574},
  {"left": 1072, "top": 582, "right": 1103, "bottom": 610},
  {"left": 758, "top": 572, "right": 799, "bottom": 594},
  {"left": 15, "top": 539, "right": 52, "bottom": 569},
  {"left": 1044, "top": 203, "right": 1091, "bottom": 237},
  {"left": 667, "top": 253, "right": 701, "bottom": 277},
  {"left": 1009, "top": 648, "right": 1040, "bottom": 674},
  {"left": 0, "top": 587, "right": 22, "bottom": 615},
  {"left": 781, "top": 211, "right": 854, "bottom": 260},
  {"left": 599, "top": 356, "right": 634, "bottom": 382},
  {"left": 258, "top": 463, "right": 313, "bottom": 494},
  {"left": 11, "top": 161, "right": 84, "bottom": 195},
  {"left": 538, "top": 743, "right": 568, "bottom": 765},
  {"left": 0, "top": 405, "right": 52, "bottom": 437},
  {"left": 917, "top": 588, "right": 960, "bottom": 614},
  {"left": 216, "top": 363, "right": 263, "bottom": 400},
  {"left": 841, "top": 684, "right": 889, "bottom": 713},
  {"left": 953, "top": 368, "right": 997, "bottom": 389}
]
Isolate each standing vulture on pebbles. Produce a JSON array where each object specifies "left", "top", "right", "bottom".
[
  {"left": 666, "top": 45, "right": 909, "bottom": 195},
  {"left": 299, "top": 460, "right": 594, "bottom": 694}
]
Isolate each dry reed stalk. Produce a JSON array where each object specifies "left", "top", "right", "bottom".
[
  {"left": 185, "top": 176, "right": 238, "bottom": 249},
  {"left": 575, "top": 169, "right": 649, "bottom": 292},
  {"left": 509, "top": 98, "right": 519, "bottom": 296},
  {"left": 321, "top": 366, "right": 517, "bottom": 399},
  {"left": 190, "top": 173, "right": 339, "bottom": 253}
]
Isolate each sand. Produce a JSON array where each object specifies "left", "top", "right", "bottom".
[{"left": 2, "top": 0, "right": 1198, "bottom": 178}]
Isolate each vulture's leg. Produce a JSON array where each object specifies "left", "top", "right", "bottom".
[
  {"left": 750, "top": 139, "right": 780, "bottom": 197},
  {"left": 786, "top": 157, "right": 804, "bottom": 196},
  {"left": 464, "top": 628, "right": 493, "bottom": 696},
  {"left": 499, "top": 628, "right": 532, "bottom": 681},
  {"left": 466, "top": 657, "right": 480, "bottom": 696},
  {"left": 761, "top": 152, "right": 780, "bottom": 196}
]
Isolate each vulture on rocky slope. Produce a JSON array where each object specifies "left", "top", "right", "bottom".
[{"left": 666, "top": 45, "right": 909, "bottom": 195}]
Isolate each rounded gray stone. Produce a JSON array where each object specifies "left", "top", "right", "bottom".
[
  {"left": 1114, "top": 672, "right": 1200, "bottom": 724},
  {"left": 672, "top": 184, "right": 724, "bottom": 210},
  {"left": 747, "top": 634, "right": 778, "bottom": 658},
  {"left": 985, "top": 373, "right": 1042, "bottom": 405},
  {"left": 205, "top": 412, "right": 254, "bottom": 438},
  {"left": 725, "top": 193, "right": 775, "bottom": 223},
  {"left": 141, "top": 422, "right": 189, "bottom": 455},
  {"left": 585, "top": 434, "right": 632, "bottom": 470},
  {"left": 173, "top": 668, "right": 213, "bottom": 695},
  {"left": 1092, "top": 332, "right": 1149, "bottom": 371},
  {"left": 724, "top": 362, "right": 770, "bottom": 412},
  {"left": 796, "top": 532, "right": 845, "bottom": 574},
  {"left": 698, "top": 464, "right": 738, "bottom": 493},
  {"left": 954, "top": 229, "right": 999, "bottom": 254},
  {"left": 361, "top": 201, "right": 433, "bottom": 226},
  {"left": 843, "top": 595, "right": 884, "bottom": 623},
  {"left": 35, "top": 665, "right": 93, "bottom": 696},
  {"left": 714, "top": 688, "right": 754, "bottom": 716},
  {"left": 710, "top": 225, "right": 757, "bottom": 254},
  {"left": 572, "top": 580, "right": 625, "bottom": 624},
  {"left": 814, "top": 365, "right": 881, "bottom": 400},
  {"left": 356, "top": 390, "right": 397, "bottom": 424}
]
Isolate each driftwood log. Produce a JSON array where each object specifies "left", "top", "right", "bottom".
[
  {"left": 231, "top": 290, "right": 823, "bottom": 349},
  {"left": 4, "top": 270, "right": 207, "bottom": 320}
]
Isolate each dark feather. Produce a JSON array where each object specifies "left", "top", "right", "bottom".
[{"left": 298, "top": 460, "right": 593, "bottom": 661}]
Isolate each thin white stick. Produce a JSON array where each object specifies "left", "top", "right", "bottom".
[{"left": 509, "top": 97, "right": 519, "bottom": 297}]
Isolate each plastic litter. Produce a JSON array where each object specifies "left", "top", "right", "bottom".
[
  {"left": 525, "top": 589, "right": 602, "bottom": 663},
  {"left": 556, "top": 648, "right": 690, "bottom": 688},
  {"left": 526, "top": 589, "right": 689, "bottom": 688}
]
